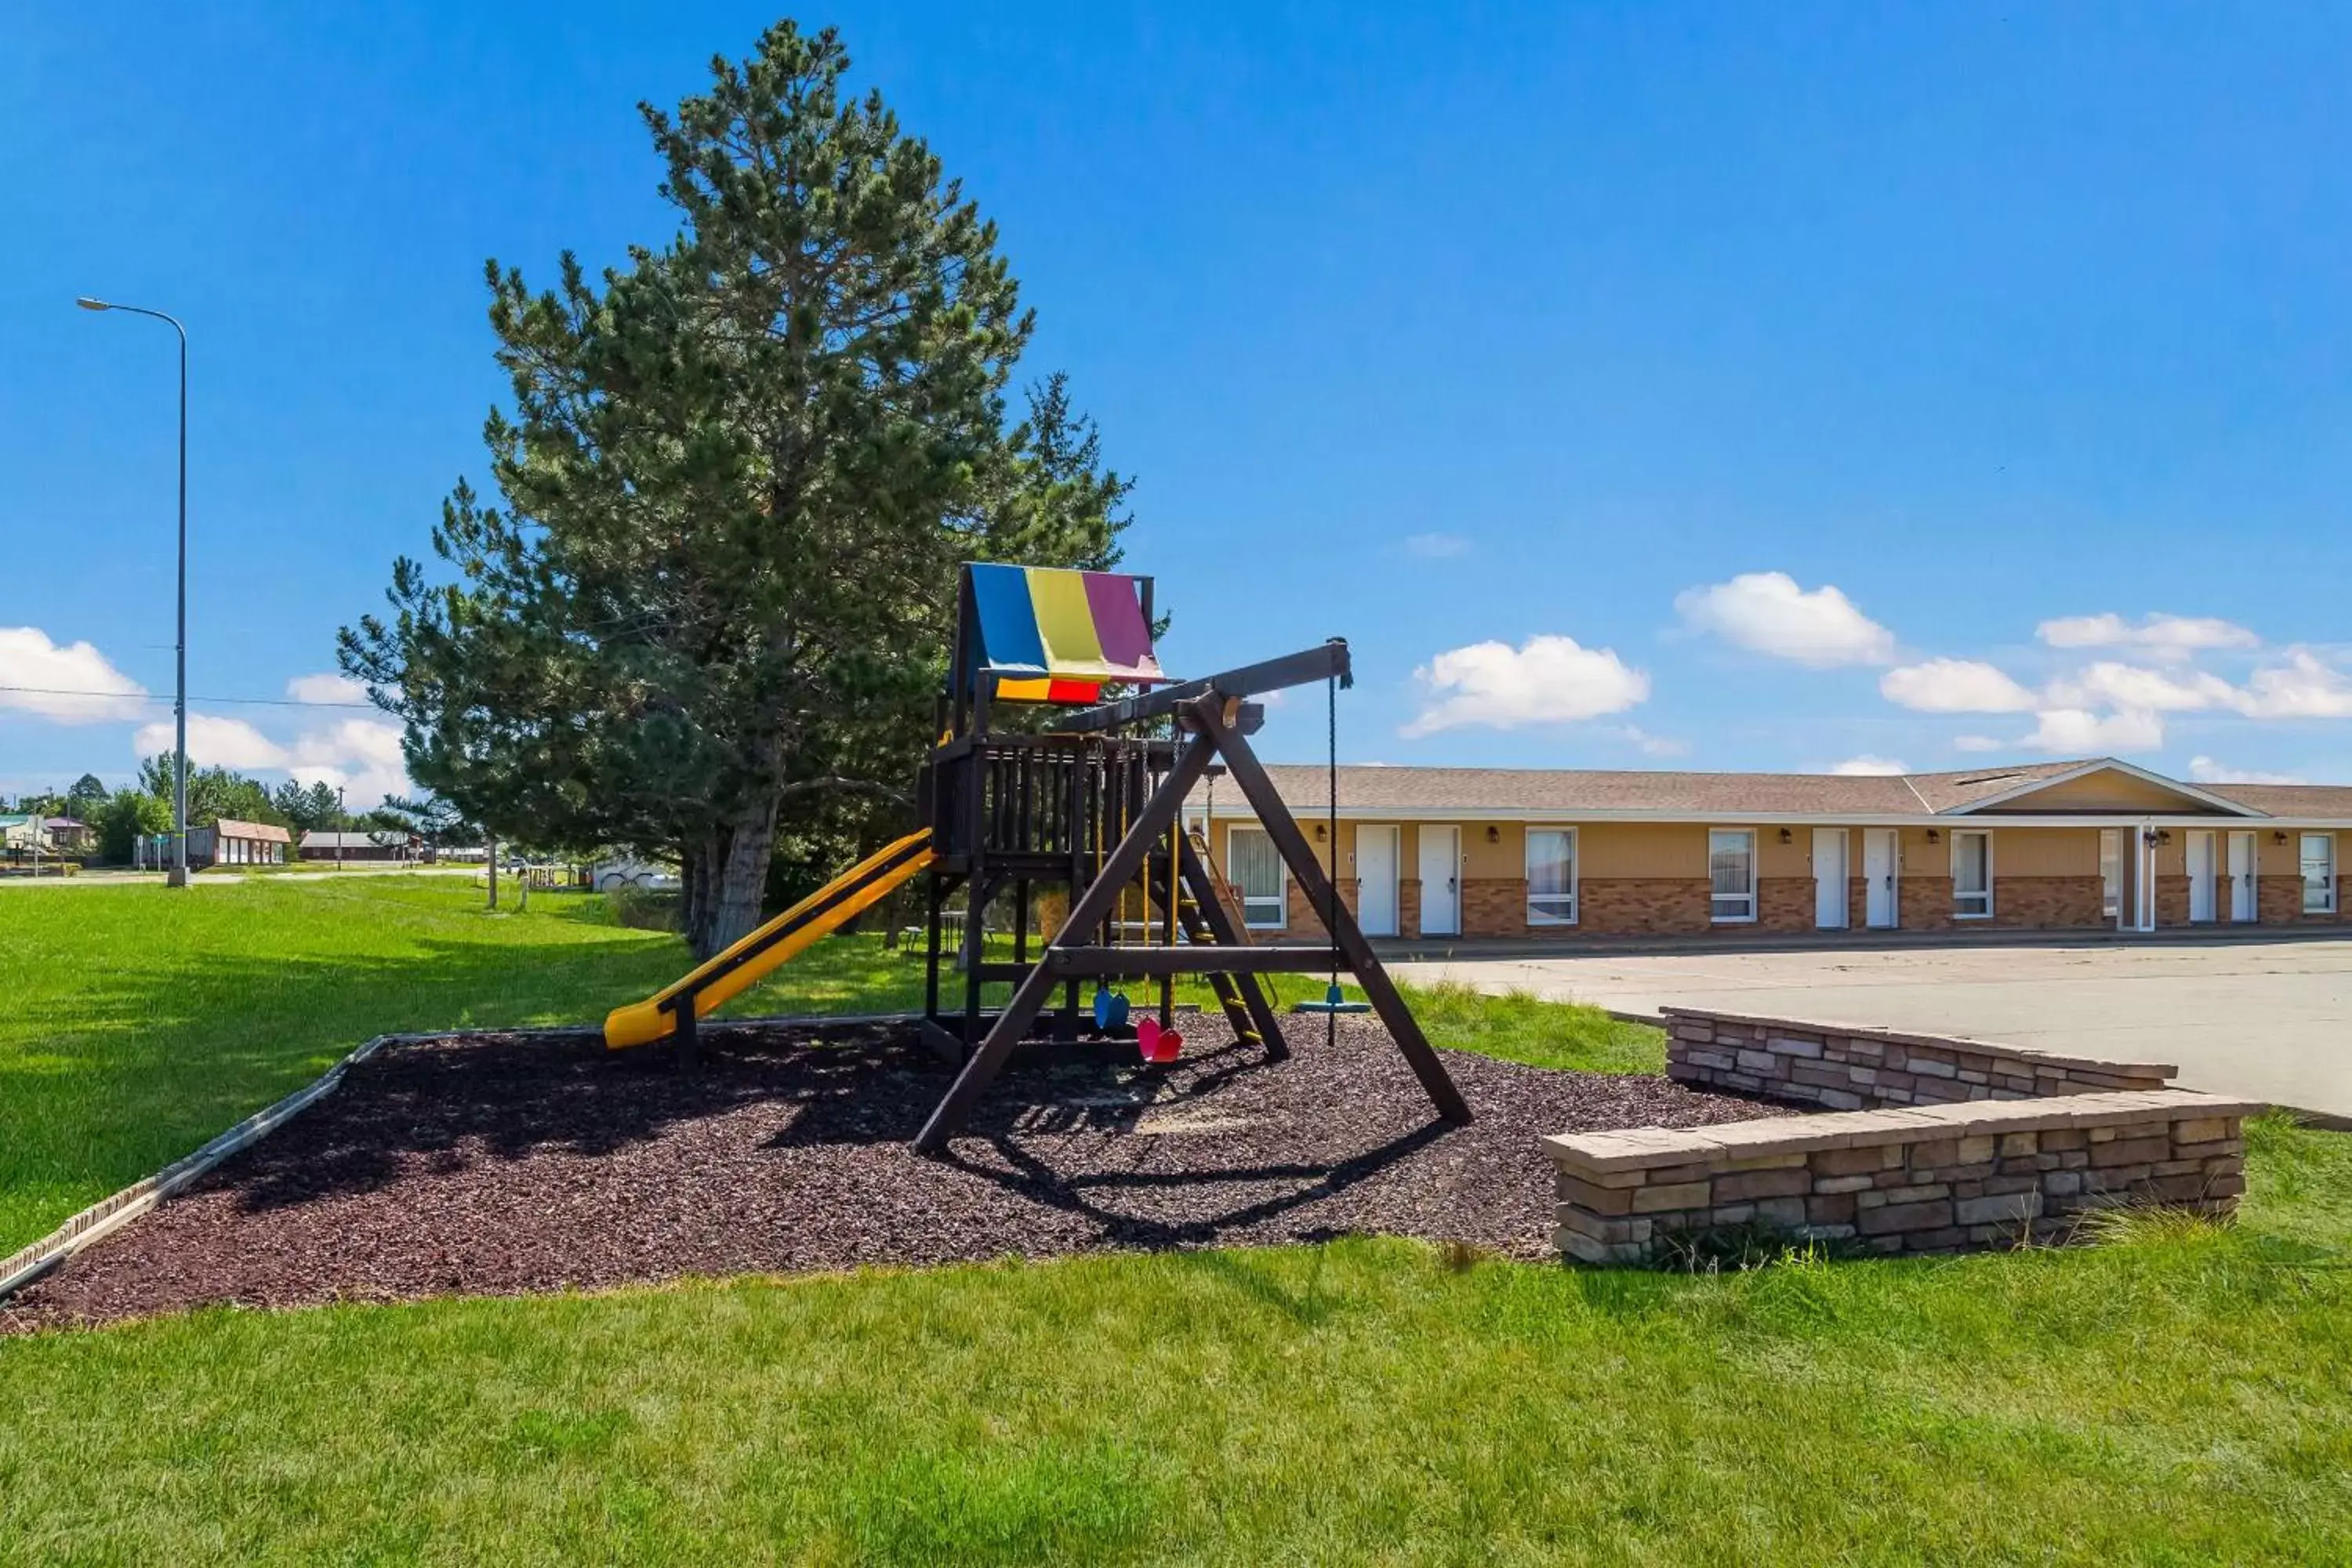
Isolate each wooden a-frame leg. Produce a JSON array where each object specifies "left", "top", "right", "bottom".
[
  {"left": 1175, "top": 829, "right": 1289, "bottom": 1060},
  {"left": 913, "top": 712, "right": 1221, "bottom": 1154},
  {"left": 1199, "top": 705, "right": 1470, "bottom": 1126}
]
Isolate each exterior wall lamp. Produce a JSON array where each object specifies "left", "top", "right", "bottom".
[
  {"left": 1924, "top": 828, "right": 1940, "bottom": 844},
  {"left": 1486, "top": 825, "right": 1501, "bottom": 844}
]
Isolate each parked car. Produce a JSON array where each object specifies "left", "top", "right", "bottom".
[{"left": 593, "top": 858, "right": 681, "bottom": 892}]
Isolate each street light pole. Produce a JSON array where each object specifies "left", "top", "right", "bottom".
[{"left": 78, "top": 297, "right": 190, "bottom": 887}]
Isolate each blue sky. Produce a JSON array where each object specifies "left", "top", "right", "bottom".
[{"left": 7, "top": 3, "right": 2352, "bottom": 805}]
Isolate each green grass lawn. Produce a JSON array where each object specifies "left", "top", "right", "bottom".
[
  {"left": 0, "top": 876, "right": 1649, "bottom": 1255},
  {"left": 3, "top": 877, "right": 2348, "bottom": 1563}
]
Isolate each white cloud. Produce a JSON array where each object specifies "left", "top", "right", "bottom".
[
  {"left": 1675, "top": 572, "right": 1896, "bottom": 667},
  {"left": 293, "top": 717, "right": 407, "bottom": 770},
  {"left": 2186, "top": 756, "right": 2307, "bottom": 786},
  {"left": 1402, "top": 532, "right": 1471, "bottom": 559},
  {"left": 1830, "top": 755, "right": 1908, "bottom": 776},
  {"left": 2236, "top": 650, "right": 2352, "bottom": 719},
  {"left": 1615, "top": 724, "right": 1690, "bottom": 758},
  {"left": 286, "top": 672, "right": 370, "bottom": 706},
  {"left": 1879, "top": 659, "right": 2039, "bottom": 713},
  {"left": 1401, "top": 634, "right": 1649, "bottom": 737},
  {"left": 2019, "top": 707, "right": 2165, "bottom": 754},
  {"left": 289, "top": 717, "right": 413, "bottom": 809},
  {"left": 2044, "top": 661, "right": 2239, "bottom": 713},
  {"left": 2036, "top": 612, "right": 2258, "bottom": 662},
  {"left": 0, "top": 626, "right": 151, "bottom": 723},
  {"left": 134, "top": 713, "right": 290, "bottom": 770},
  {"left": 126, "top": 710, "right": 413, "bottom": 808},
  {"left": 1952, "top": 735, "right": 2005, "bottom": 753}
]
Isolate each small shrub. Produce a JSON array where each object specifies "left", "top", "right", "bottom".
[
  {"left": 606, "top": 886, "right": 682, "bottom": 932},
  {"left": 1650, "top": 1220, "right": 1862, "bottom": 1274},
  {"left": 2071, "top": 1200, "right": 2231, "bottom": 1250}
]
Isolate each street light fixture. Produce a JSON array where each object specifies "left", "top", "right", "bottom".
[{"left": 78, "top": 296, "right": 190, "bottom": 888}]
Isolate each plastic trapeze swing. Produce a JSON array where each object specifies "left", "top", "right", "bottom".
[
  {"left": 1133, "top": 821, "right": 1184, "bottom": 1062},
  {"left": 1295, "top": 666, "right": 1371, "bottom": 1018},
  {"left": 1091, "top": 760, "right": 1133, "bottom": 1033},
  {"left": 1086, "top": 759, "right": 1183, "bottom": 1062}
]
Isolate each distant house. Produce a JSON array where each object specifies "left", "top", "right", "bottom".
[
  {"left": 43, "top": 817, "right": 92, "bottom": 852},
  {"left": 299, "top": 829, "right": 418, "bottom": 863},
  {"left": 187, "top": 818, "right": 292, "bottom": 868},
  {"left": 0, "top": 815, "right": 45, "bottom": 852}
]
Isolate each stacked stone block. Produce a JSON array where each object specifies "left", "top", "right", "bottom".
[
  {"left": 1663, "top": 1008, "right": 2173, "bottom": 1110},
  {"left": 1548, "top": 1092, "right": 2257, "bottom": 1264}
]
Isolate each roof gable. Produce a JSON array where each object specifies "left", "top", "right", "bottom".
[{"left": 1944, "top": 759, "right": 2263, "bottom": 817}]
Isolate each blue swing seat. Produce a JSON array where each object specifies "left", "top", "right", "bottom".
[{"left": 1294, "top": 982, "right": 1371, "bottom": 1015}]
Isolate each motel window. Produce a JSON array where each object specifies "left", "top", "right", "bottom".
[
  {"left": 1228, "top": 825, "right": 1286, "bottom": 930},
  {"left": 1952, "top": 829, "right": 1993, "bottom": 919},
  {"left": 2303, "top": 833, "right": 2337, "bottom": 915},
  {"left": 2100, "top": 829, "right": 2122, "bottom": 919},
  {"left": 1708, "top": 829, "right": 1756, "bottom": 923},
  {"left": 1526, "top": 829, "right": 1577, "bottom": 925}
]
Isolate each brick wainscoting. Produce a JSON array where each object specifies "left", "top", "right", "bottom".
[
  {"left": 1753, "top": 877, "right": 1812, "bottom": 932},
  {"left": 1991, "top": 875, "right": 2106, "bottom": 929},
  {"left": 1280, "top": 877, "right": 1357, "bottom": 938},
  {"left": 1899, "top": 875, "right": 1955, "bottom": 931},
  {"left": 1398, "top": 877, "right": 1422, "bottom": 939},
  {"left": 2154, "top": 874, "right": 2190, "bottom": 927},
  {"left": 1461, "top": 877, "right": 1527, "bottom": 938},
  {"left": 1578, "top": 879, "right": 1711, "bottom": 935}
]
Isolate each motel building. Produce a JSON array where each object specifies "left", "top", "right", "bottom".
[{"left": 1188, "top": 757, "right": 2352, "bottom": 942}]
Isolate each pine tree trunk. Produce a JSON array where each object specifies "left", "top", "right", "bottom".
[
  {"left": 688, "top": 802, "right": 780, "bottom": 960},
  {"left": 679, "top": 848, "right": 709, "bottom": 950}
]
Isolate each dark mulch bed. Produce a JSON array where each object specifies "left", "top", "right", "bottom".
[{"left": 3, "top": 1015, "right": 1788, "bottom": 1330}]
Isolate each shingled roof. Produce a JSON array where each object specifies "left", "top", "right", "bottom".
[{"left": 1192, "top": 758, "right": 2352, "bottom": 819}]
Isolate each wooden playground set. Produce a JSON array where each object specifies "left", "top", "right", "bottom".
[{"left": 602, "top": 562, "right": 1472, "bottom": 1155}]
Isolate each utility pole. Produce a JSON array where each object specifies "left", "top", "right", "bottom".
[
  {"left": 337, "top": 786, "right": 346, "bottom": 872},
  {"left": 78, "top": 297, "right": 189, "bottom": 887}
]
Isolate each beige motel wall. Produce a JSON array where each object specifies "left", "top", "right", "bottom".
[{"left": 1201, "top": 816, "right": 2352, "bottom": 942}]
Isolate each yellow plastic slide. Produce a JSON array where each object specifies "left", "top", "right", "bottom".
[{"left": 603, "top": 829, "right": 937, "bottom": 1049}]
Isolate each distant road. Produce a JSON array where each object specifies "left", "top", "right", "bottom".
[{"left": 0, "top": 866, "right": 484, "bottom": 888}]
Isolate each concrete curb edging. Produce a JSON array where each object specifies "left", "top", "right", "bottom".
[
  {"left": 0, "top": 1031, "right": 408, "bottom": 1303},
  {"left": 0, "top": 1008, "right": 950, "bottom": 1306}
]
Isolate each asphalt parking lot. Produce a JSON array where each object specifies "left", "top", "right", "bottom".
[{"left": 1392, "top": 936, "right": 2352, "bottom": 1120}]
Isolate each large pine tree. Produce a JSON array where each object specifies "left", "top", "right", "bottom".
[{"left": 342, "top": 22, "right": 1127, "bottom": 956}]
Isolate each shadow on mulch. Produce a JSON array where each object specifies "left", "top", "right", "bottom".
[{"left": 4, "top": 1015, "right": 1790, "bottom": 1331}]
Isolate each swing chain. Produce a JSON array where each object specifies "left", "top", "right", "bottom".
[{"left": 1326, "top": 668, "right": 1340, "bottom": 1046}]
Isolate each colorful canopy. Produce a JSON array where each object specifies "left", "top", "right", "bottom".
[{"left": 967, "top": 564, "right": 1163, "bottom": 702}]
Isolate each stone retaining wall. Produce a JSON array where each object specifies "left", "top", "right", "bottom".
[
  {"left": 1664, "top": 1007, "right": 2173, "bottom": 1111},
  {"left": 1547, "top": 1091, "right": 2258, "bottom": 1263}
]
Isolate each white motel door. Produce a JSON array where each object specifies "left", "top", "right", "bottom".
[
  {"left": 2187, "top": 830, "right": 2218, "bottom": 923},
  {"left": 2228, "top": 830, "right": 2257, "bottom": 922},
  {"left": 1356, "top": 826, "right": 1399, "bottom": 938},
  {"left": 1864, "top": 829, "right": 1899, "bottom": 928},
  {"left": 1813, "top": 829, "right": 1848, "bottom": 928},
  {"left": 1417, "top": 826, "right": 1461, "bottom": 936}
]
